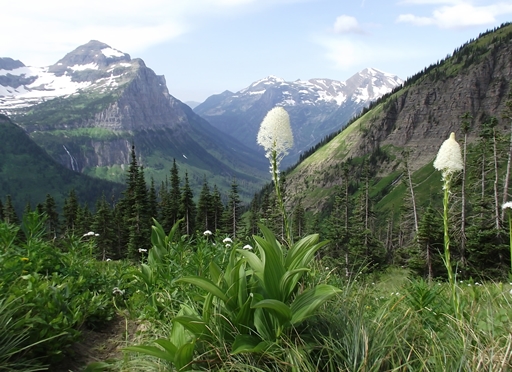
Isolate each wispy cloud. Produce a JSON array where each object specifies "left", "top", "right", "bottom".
[
  {"left": 0, "top": 0, "right": 301, "bottom": 65},
  {"left": 333, "top": 15, "right": 366, "bottom": 34},
  {"left": 397, "top": 1, "right": 512, "bottom": 29}
]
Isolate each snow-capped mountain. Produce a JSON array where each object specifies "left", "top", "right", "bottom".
[
  {"left": 0, "top": 41, "right": 269, "bottom": 201},
  {"left": 0, "top": 41, "right": 140, "bottom": 113},
  {"left": 194, "top": 68, "right": 403, "bottom": 166}
]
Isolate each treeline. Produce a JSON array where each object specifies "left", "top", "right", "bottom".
[{"left": 0, "top": 145, "right": 246, "bottom": 260}]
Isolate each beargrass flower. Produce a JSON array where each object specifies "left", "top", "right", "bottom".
[
  {"left": 433, "top": 132, "right": 463, "bottom": 179},
  {"left": 243, "top": 244, "right": 253, "bottom": 250},
  {"left": 203, "top": 230, "right": 212, "bottom": 236},
  {"left": 257, "top": 106, "right": 294, "bottom": 244},
  {"left": 434, "top": 132, "right": 464, "bottom": 318},
  {"left": 257, "top": 106, "right": 294, "bottom": 168},
  {"left": 223, "top": 237, "right": 233, "bottom": 244},
  {"left": 83, "top": 231, "right": 95, "bottom": 237},
  {"left": 138, "top": 248, "right": 147, "bottom": 253}
]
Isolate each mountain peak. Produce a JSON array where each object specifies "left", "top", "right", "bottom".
[
  {"left": 49, "top": 40, "right": 131, "bottom": 75},
  {"left": 0, "top": 57, "right": 25, "bottom": 71}
]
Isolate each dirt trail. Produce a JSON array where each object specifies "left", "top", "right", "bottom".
[{"left": 51, "top": 315, "right": 139, "bottom": 372}]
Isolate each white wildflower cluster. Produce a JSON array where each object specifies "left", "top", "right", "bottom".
[
  {"left": 83, "top": 231, "right": 99, "bottom": 237},
  {"left": 112, "top": 287, "right": 125, "bottom": 295},
  {"left": 257, "top": 106, "right": 294, "bottom": 167},
  {"left": 433, "top": 132, "right": 463, "bottom": 179},
  {"left": 243, "top": 244, "right": 253, "bottom": 250},
  {"left": 502, "top": 202, "right": 512, "bottom": 211},
  {"left": 223, "top": 237, "right": 233, "bottom": 244},
  {"left": 138, "top": 248, "right": 147, "bottom": 253},
  {"left": 203, "top": 230, "right": 213, "bottom": 236}
]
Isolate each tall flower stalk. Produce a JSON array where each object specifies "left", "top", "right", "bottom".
[
  {"left": 502, "top": 202, "right": 512, "bottom": 276},
  {"left": 433, "top": 132, "right": 463, "bottom": 317},
  {"left": 257, "top": 106, "right": 294, "bottom": 244}
]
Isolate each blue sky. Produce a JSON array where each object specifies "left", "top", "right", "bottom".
[{"left": 2, "top": 0, "right": 512, "bottom": 102}]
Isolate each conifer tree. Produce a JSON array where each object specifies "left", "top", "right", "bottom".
[
  {"left": 0, "top": 199, "right": 4, "bottom": 221},
  {"left": 164, "top": 159, "right": 182, "bottom": 231},
  {"left": 92, "top": 195, "right": 116, "bottom": 260},
  {"left": 225, "top": 178, "right": 242, "bottom": 239},
  {"left": 210, "top": 185, "right": 224, "bottom": 233},
  {"left": 75, "top": 204, "right": 92, "bottom": 237},
  {"left": 459, "top": 112, "right": 472, "bottom": 270},
  {"left": 324, "top": 186, "right": 351, "bottom": 275},
  {"left": 128, "top": 165, "right": 150, "bottom": 259},
  {"left": 148, "top": 177, "right": 158, "bottom": 221},
  {"left": 247, "top": 193, "right": 260, "bottom": 236},
  {"left": 196, "top": 177, "right": 212, "bottom": 232},
  {"left": 4, "top": 195, "right": 18, "bottom": 225},
  {"left": 180, "top": 172, "right": 196, "bottom": 236},
  {"left": 62, "top": 189, "right": 79, "bottom": 235},
  {"left": 44, "top": 194, "right": 59, "bottom": 239},
  {"left": 413, "top": 205, "right": 443, "bottom": 281}
]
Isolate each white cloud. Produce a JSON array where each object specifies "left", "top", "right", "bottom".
[
  {"left": 397, "top": 1, "right": 512, "bottom": 29},
  {"left": 317, "top": 37, "right": 412, "bottom": 71},
  {"left": 333, "top": 15, "right": 365, "bottom": 34},
  {"left": 0, "top": 0, "right": 301, "bottom": 66}
]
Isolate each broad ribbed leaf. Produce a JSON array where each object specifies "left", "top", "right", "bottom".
[
  {"left": 253, "top": 231, "right": 285, "bottom": 300},
  {"left": 123, "top": 345, "right": 174, "bottom": 362},
  {"left": 234, "top": 296, "right": 254, "bottom": 334},
  {"left": 286, "top": 235, "right": 328, "bottom": 271},
  {"left": 173, "top": 315, "right": 208, "bottom": 337},
  {"left": 151, "top": 219, "right": 166, "bottom": 249},
  {"left": 252, "top": 299, "right": 292, "bottom": 325},
  {"left": 280, "top": 268, "right": 310, "bottom": 300},
  {"left": 209, "top": 261, "right": 222, "bottom": 286},
  {"left": 254, "top": 306, "right": 277, "bottom": 341},
  {"left": 176, "top": 276, "right": 229, "bottom": 303},
  {"left": 154, "top": 339, "right": 177, "bottom": 360},
  {"left": 232, "top": 334, "right": 273, "bottom": 354},
  {"left": 290, "top": 284, "right": 341, "bottom": 325},
  {"left": 174, "top": 341, "right": 195, "bottom": 371},
  {"left": 238, "top": 249, "right": 264, "bottom": 275}
]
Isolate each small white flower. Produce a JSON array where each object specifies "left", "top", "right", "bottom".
[
  {"left": 223, "top": 237, "right": 233, "bottom": 244},
  {"left": 106, "top": 258, "right": 112, "bottom": 262},
  {"left": 225, "top": 243, "right": 231, "bottom": 248},
  {"left": 138, "top": 248, "right": 148, "bottom": 253},
  {"left": 433, "top": 132, "right": 463, "bottom": 178},
  {"left": 243, "top": 244, "right": 253, "bottom": 250},
  {"left": 502, "top": 202, "right": 512, "bottom": 211},
  {"left": 83, "top": 231, "right": 95, "bottom": 237},
  {"left": 112, "top": 287, "right": 125, "bottom": 295},
  {"left": 94, "top": 233, "right": 100, "bottom": 237},
  {"left": 203, "top": 230, "right": 212, "bottom": 236},
  {"left": 510, "top": 288, "right": 512, "bottom": 295}
]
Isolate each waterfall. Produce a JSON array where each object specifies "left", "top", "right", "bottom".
[{"left": 63, "top": 145, "right": 79, "bottom": 172}]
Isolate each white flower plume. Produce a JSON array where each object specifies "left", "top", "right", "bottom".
[
  {"left": 502, "top": 201, "right": 512, "bottom": 211},
  {"left": 433, "top": 132, "right": 463, "bottom": 177},
  {"left": 257, "top": 106, "right": 294, "bottom": 163}
]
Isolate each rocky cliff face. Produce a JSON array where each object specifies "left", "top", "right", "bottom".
[{"left": 287, "top": 24, "right": 512, "bottom": 210}]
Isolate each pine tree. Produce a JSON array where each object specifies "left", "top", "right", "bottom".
[
  {"left": 4, "top": 195, "right": 19, "bottom": 225},
  {"left": 225, "top": 178, "right": 242, "bottom": 239},
  {"left": 164, "top": 159, "right": 182, "bottom": 231},
  {"left": 62, "top": 189, "right": 79, "bottom": 235},
  {"left": 128, "top": 165, "right": 150, "bottom": 259},
  {"left": 211, "top": 185, "right": 224, "bottom": 233},
  {"left": 148, "top": 177, "right": 158, "bottom": 221},
  {"left": 92, "top": 195, "right": 116, "bottom": 260},
  {"left": 44, "top": 194, "right": 59, "bottom": 239},
  {"left": 0, "top": 199, "right": 4, "bottom": 221},
  {"left": 180, "top": 172, "right": 196, "bottom": 235},
  {"left": 324, "top": 186, "right": 351, "bottom": 275},
  {"left": 414, "top": 205, "right": 443, "bottom": 281},
  {"left": 196, "top": 177, "right": 212, "bottom": 232}
]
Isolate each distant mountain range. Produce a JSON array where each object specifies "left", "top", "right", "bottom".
[
  {"left": 0, "top": 40, "right": 403, "bottom": 207},
  {"left": 0, "top": 40, "right": 269, "bottom": 202},
  {"left": 194, "top": 69, "right": 403, "bottom": 166}
]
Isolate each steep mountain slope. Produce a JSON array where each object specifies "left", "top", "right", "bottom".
[
  {"left": 286, "top": 23, "right": 512, "bottom": 212},
  {"left": 0, "top": 114, "right": 124, "bottom": 214},
  {"left": 194, "top": 69, "right": 403, "bottom": 166},
  {"left": 0, "top": 41, "right": 268, "bottom": 201}
]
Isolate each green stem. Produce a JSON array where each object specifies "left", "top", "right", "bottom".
[
  {"left": 443, "top": 175, "right": 460, "bottom": 318},
  {"left": 509, "top": 214, "right": 512, "bottom": 275},
  {"left": 271, "top": 149, "right": 292, "bottom": 246}
]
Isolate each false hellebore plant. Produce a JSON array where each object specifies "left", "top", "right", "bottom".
[
  {"left": 433, "top": 132, "right": 463, "bottom": 316},
  {"left": 125, "top": 107, "right": 341, "bottom": 370}
]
